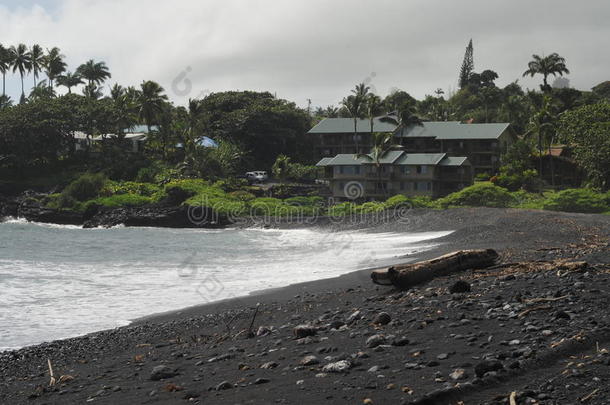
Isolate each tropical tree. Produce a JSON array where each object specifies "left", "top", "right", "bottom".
[
  {"left": 44, "top": 47, "right": 66, "bottom": 90},
  {"left": 83, "top": 82, "right": 103, "bottom": 100},
  {"left": 29, "top": 81, "right": 55, "bottom": 100},
  {"left": 135, "top": 80, "right": 168, "bottom": 155},
  {"left": 110, "top": 83, "right": 125, "bottom": 101},
  {"left": 76, "top": 59, "right": 111, "bottom": 88},
  {"left": 0, "top": 94, "right": 12, "bottom": 110},
  {"left": 523, "top": 53, "right": 570, "bottom": 92},
  {"left": 30, "top": 44, "right": 45, "bottom": 88},
  {"left": 272, "top": 154, "right": 291, "bottom": 183},
  {"left": 110, "top": 86, "right": 137, "bottom": 138},
  {"left": 524, "top": 96, "right": 557, "bottom": 182},
  {"left": 357, "top": 132, "right": 401, "bottom": 197},
  {"left": 56, "top": 72, "right": 83, "bottom": 94},
  {"left": 341, "top": 83, "right": 370, "bottom": 154},
  {"left": 9, "top": 44, "right": 32, "bottom": 103},
  {"left": 0, "top": 43, "right": 13, "bottom": 97},
  {"left": 380, "top": 101, "right": 423, "bottom": 131},
  {"left": 365, "top": 93, "right": 383, "bottom": 133}
]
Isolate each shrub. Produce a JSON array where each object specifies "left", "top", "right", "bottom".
[
  {"left": 89, "top": 193, "right": 152, "bottom": 208},
  {"left": 229, "top": 190, "right": 256, "bottom": 202},
  {"left": 385, "top": 194, "right": 408, "bottom": 208},
  {"left": 438, "top": 183, "right": 515, "bottom": 208},
  {"left": 474, "top": 172, "right": 491, "bottom": 182},
  {"left": 493, "top": 169, "right": 541, "bottom": 192},
  {"left": 542, "top": 188, "right": 608, "bottom": 213},
  {"left": 61, "top": 173, "right": 107, "bottom": 202}
]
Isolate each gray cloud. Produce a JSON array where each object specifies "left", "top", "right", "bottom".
[{"left": 0, "top": 0, "right": 608, "bottom": 108}]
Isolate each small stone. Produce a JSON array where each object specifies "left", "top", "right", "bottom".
[
  {"left": 437, "top": 353, "right": 449, "bottom": 360},
  {"left": 366, "top": 334, "right": 386, "bottom": 348},
  {"left": 216, "top": 381, "right": 232, "bottom": 391},
  {"left": 322, "top": 360, "right": 352, "bottom": 373},
  {"left": 260, "top": 361, "right": 278, "bottom": 369},
  {"left": 449, "top": 280, "right": 471, "bottom": 294},
  {"left": 253, "top": 378, "right": 270, "bottom": 385},
  {"left": 541, "top": 330, "right": 554, "bottom": 337},
  {"left": 449, "top": 368, "right": 468, "bottom": 380},
  {"left": 509, "top": 339, "right": 521, "bottom": 346},
  {"left": 294, "top": 325, "right": 317, "bottom": 339},
  {"left": 474, "top": 360, "right": 503, "bottom": 377},
  {"left": 555, "top": 311, "right": 571, "bottom": 320},
  {"left": 150, "top": 365, "right": 177, "bottom": 381},
  {"left": 373, "top": 312, "right": 391, "bottom": 325},
  {"left": 300, "top": 355, "right": 319, "bottom": 366},
  {"left": 347, "top": 310, "right": 362, "bottom": 323},
  {"left": 392, "top": 336, "right": 410, "bottom": 347},
  {"left": 257, "top": 326, "right": 272, "bottom": 336}
]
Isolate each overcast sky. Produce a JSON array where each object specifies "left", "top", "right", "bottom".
[{"left": 1, "top": 0, "right": 608, "bottom": 108}]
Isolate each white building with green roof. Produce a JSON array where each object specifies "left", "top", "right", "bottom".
[
  {"left": 307, "top": 118, "right": 516, "bottom": 175},
  {"left": 316, "top": 150, "right": 472, "bottom": 200}
]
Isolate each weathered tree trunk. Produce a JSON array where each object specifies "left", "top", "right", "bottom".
[{"left": 371, "top": 249, "right": 498, "bottom": 289}]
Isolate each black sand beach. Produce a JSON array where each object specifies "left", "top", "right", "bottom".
[{"left": 1, "top": 208, "right": 609, "bottom": 404}]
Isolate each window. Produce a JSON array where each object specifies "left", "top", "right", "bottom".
[
  {"left": 354, "top": 166, "right": 360, "bottom": 175},
  {"left": 401, "top": 166, "right": 411, "bottom": 175},
  {"left": 339, "top": 166, "right": 344, "bottom": 174},
  {"left": 416, "top": 165, "right": 428, "bottom": 174},
  {"left": 400, "top": 181, "right": 405, "bottom": 190},
  {"left": 413, "top": 182, "right": 418, "bottom": 191},
  {"left": 427, "top": 182, "right": 432, "bottom": 191}
]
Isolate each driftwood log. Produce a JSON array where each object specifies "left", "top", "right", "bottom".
[{"left": 371, "top": 249, "right": 498, "bottom": 289}]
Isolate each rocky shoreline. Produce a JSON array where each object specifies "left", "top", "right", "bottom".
[{"left": 0, "top": 208, "right": 609, "bottom": 404}]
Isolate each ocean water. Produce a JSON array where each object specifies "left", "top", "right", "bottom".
[{"left": 0, "top": 218, "right": 451, "bottom": 350}]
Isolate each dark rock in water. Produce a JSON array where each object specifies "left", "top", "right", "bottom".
[
  {"left": 474, "top": 360, "right": 503, "bottom": 377},
  {"left": 449, "top": 280, "right": 471, "bottom": 294},
  {"left": 373, "top": 312, "right": 392, "bottom": 325},
  {"left": 150, "top": 365, "right": 177, "bottom": 381},
  {"left": 293, "top": 325, "right": 317, "bottom": 339},
  {"left": 366, "top": 334, "right": 386, "bottom": 348},
  {"left": 216, "top": 381, "right": 233, "bottom": 391}
]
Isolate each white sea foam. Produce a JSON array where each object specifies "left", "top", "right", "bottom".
[{"left": 0, "top": 221, "right": 452, "bottom": 350}]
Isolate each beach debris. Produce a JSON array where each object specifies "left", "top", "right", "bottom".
[
  {"left": 47, "top": 359, "right": 55, "bottom": 386},
  {"left": 449, "top": 368, "right": 468, "bottom": 380},
  {"left": 372, "top": 312, "right": 391, "bottom": 325},
  {"left": 509, "top": 391, "right": 517, "bottom": 405},
  {"left": 371, "top": 249, "right": 498, "bottom": 289},
  {"left": 247, "top": 303, "right": 261, "bottom": 337},
  {"left": 150, "top": 365, "right": 178, "bottom": 381},
  {"left": 293, "top": 324, "right": 317, "bottom": 339}
]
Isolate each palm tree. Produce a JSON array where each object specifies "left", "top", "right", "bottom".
[
  {"left": 357, "top": 132, "right": 401, "bottom": 197},
  {"left": 110, "top": 83, "right": 125, "bottom": 101},
  {"left": 110, "top": 87, "right": 137, "bottom": 139},
  {"left": 524, "top": 96, "right": 556, "bottom": 183},
  {"left": 30, "top": 44, "right": 45, "bottom": 88},
  {"left": 76, "top": 59, "right": 111, "bottom": 87},
  {"left": 136, "top": 80, "right": 168, "bottom": 155},
  {"left": 380, "top": 102, "right": 423, "bottom": 130},
  {"left": 44, "top": 47, "right": 66, "bottom": 90},
  {"left": 9, "top": 44, "right": 32, "bottom": 103},
  {"left": 183, "top": 98, "right": 205, "bottom": 157},
  {"left": 0, "top": 43, "right": 14, "bottom": 97},
  {"left": 56, "top": 72, "right": 83, "bottom": 94},
  {"left": 29, "top": 80, "right": 55, "bottom": 100},
  {"left": 0, "top": 94, "right": 12, "bottom": 109},
  {"left": 522, "top": 53, "right": 570, "bottom": 92},
  {"left": 365, "top": 94, "right": 383, "bottom": 134},
  {"left": 83, "top": 82, "right": 103, "bottom": 100}
]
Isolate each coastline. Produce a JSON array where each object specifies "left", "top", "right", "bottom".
[{"left": 1, "top": 208, "right": 609, "bottom": 404}]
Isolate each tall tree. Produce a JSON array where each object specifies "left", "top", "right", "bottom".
[
  {"left": 0, "top": 43, "right": 13, "bottom": 97},
  {"left": 9, "top": 44, "right": 32, "bottom": 103},
  {"left": 135, "top": 80, "right": 169, "bottom": 156},
  {"left": 380, "top": 102, "right": 423, "bottom": 130},
  {"left": 30, "top": 44, "right": 45, "bottom": 88},
  {"left": 365, "top": 93, "right": 383, "bottom": 133},
  {"left": 44, "top": 47, "right": 66, "bottom": 90},
  {"left": 458, "top": 39, "right": 474, "bottom": 88},
  {"left": 523, "top": 53, "right": 570, "bottom": 93},
  {"left": 357, "top": 132, "right": 401, "bottom": 197},
  {"left": 76, "top": 59, "right": 111, "bottom": 88},
  {"left": 56, "top": 72, "right": 83, "bottom": 94},
  {"left": 340, "top": 83, "right": 370, "bottom": 153}
]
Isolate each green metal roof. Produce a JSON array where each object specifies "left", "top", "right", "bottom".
[
  {"left": 394, "top": 153, "right": 446, "bottom": 165},
  {"left": 317, "top": 151, "right": 470, "bottom": 167},
  {"left": 395, "top": 122, "right": 510, "bottom": 140},
  {"left": 439, "top": 156, "right": 470, "bottom": 166},
  {"left": 308, "top": 117, "right": 397, "bottom": 134}
]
